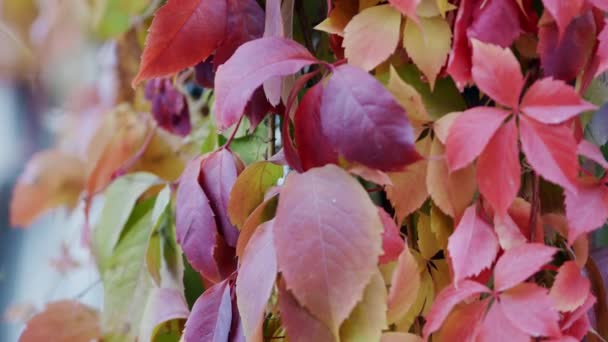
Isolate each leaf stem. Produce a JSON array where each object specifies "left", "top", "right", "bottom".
[{"left": 223, "top": 116, "right": 244, "bottom": 149}]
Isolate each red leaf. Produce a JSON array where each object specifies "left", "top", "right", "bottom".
[
  {"left": 578, "top": 140, "right": 608, "bottom": 169},
  {"left": 236, "top": 221, "right": 277, "bottom": 342},
  {"left": 273, "top": 165, "right": 383, "bottom": 334},
  {"left": 565, "top": 183, "right": 608, "bottom": 244},
  {"left": 493, "top": 243, "right": 556, "bottom": 292},
  {"left": 447, "top": 0, "right": 476, "bottom": 89},
  {"left": 184, "top": 280, "right": 233, "bottom": 342},
  {"left": 591, "top": 0, "right": 608, "bottom": 11},
  {"left": 520, "top": 78, "right": 596, "bottom": 124},
  {"left": 277, "top": 280, "right": 334, "bottom": 342},
  {"left": 423, "top": 280, "right": 489, "bottom": 339},
  {"left": 321, "top": 65, "right": 421, "bottom": 171},
  {"left": 387, "top": 244, "right": 420, "bottom": 323},
  {"left": 500, "top": 283, "right": 561, "bottom": 337},
  {"left": 447, "top": 205, "right": 499, "bottom": 284},
  {"left": 476, "top": 301, "right": 530, "bottom": 342},
  {"left": 388, "top": 0, "right": 421, "bottom": 21},
  {"left": 542, "top": 0, "right": 584, "bottom": 39},
  {"left": 294, "top": 83, "right": 339, "bottom": 170},
  {"left": 200, "top": 149, "right": 241, "bottom": 247},
  {"left": 593, "top": 19, "right": 608, "bottom": 78},
  {"left": 214, "top": 37, "right": 318, "bottom": 129},
  {"left": 477, "top": 120, "right": 520, "bottom": 215},
  {"left": 549, "top": 261, "right": 590, "bottom": 312},
  {"left": 446, "top": 107, "right": 509, "bottom": 171},
  {"left": 133, "top": 0, "right": 226, "bottom": 85},
  {"left": 434, "top": 300, "right": 488, "bottom": 341},
  {"left": 468, "top": 0, "right": 523, "bottom": 48},
  {"left": 471, "top": 39, "right": 523, "bottom": 109},
  {"left": 214, "top": 0, "right": 265, "bottom": 66},
  {"left": 518, "top": 116, "right": 578, "bottom": 193},
  {"left": 176, "top": 157, "right": 225, "bottom": 283},
  {"left": 20, "top": 301, "right": 100, "bottom": 342},
  {"left": 378, "top": 207, "right": 405, "bottom": 264}
]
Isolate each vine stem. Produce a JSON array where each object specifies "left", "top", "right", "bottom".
[
  {"left": 268, "top": 114, "right": 276, "bottom": 159},
  {"left": 223, "top": 116, "right": 244, "bottom": 149},
  {"left": 528, "top": 172, "right": 541, "bottom": 243}
]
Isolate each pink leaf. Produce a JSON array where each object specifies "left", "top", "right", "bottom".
[
  {"left": 541, "top": 0, "right": 584, "bottom": 40},
  {"left": 321, "top": 65, "right": 421, "bottom": 171},
  {"left": 549, "top": 261, "right": 590, "bottom": 312},
  {"left": 214, "top": 0, "right": 265, "bottom": 65},
  {"left": 294, "top": 83, "right": 339, "bottom": 170},
  {"left": 273, "top": 165, "right": 383, "bottom": 334},
  {"left": 446, "top": 107, "right": 509, "bottom": 171},
  {"left": 423, "top": 280, "right": 489, "bottom": 339},
  {"left": 447, "top": 205, "right": 499, "bottom": 284},
  {"left": 477, "top": 119, "right": 520, "bottom": 215},
  {"left": 378, "top": 207, "right": 405, "bottom": 264},
  {"left": 387, "top": 244, "right": 420, "bottom": 323},
  {"left": 388, "top": 0, "right": 421, "bottom": 21},
  {"left": 500, "top": 283, "right": 561, "bottom": 337},
  {"left": 447, "top": 0, "right": 476, "bottom": 89},
  {"left": 518, "top": 115, "right": 578, "bottom": 193},
  {"left": 578, "top": 140, "right": 608, "bottom": 169},
  {"left": 493, "top": 243, "right": 557, "bottom": 292},
  {"left": 236, "top": 221, "right": 277, "bottom": 342},
  {"left": 476, "top": 301, "right": 530, "bottom": 342},
  {"left": 214, "top": 37, "right": 318, "bottom": 129},
  {"left": 184, "top": 280, "right": 233, "bottom": 342},
  {"left": 471, "top": 39, "right": 523, "bottom": 108},
  {"left": 139, "top": 288, "right": 190, "bottom": 342},
  {"left": 434, "top": 300, "right": 488, "bottom": 341},
  {"left": 565, "top": 183, "right": 608, "bottom": 244},
  {"left": 494, "top": 213, "right": 527, "bottom": 251},
  {"left": 200, "top": 149, "right": 241, "bottom": 247},
  {"left": 594, "top": 20, "right": 608, "bottom": 78},
  {"left": 133, "top": 0, "right": 226, "bottom": 85},
  {"left": 520, "top": 78, "right": 596, "bottom": 124},
  {"left": 591, "top": 0, "right": 608, "bottom": 11}
]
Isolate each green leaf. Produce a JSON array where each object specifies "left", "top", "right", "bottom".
[
  {"left": 183, "top": 256, "right": 205, "bottom": 309},
  {"left": 93, "top": 172, "right": 161, "bottom": 267},
  {"left": 226, "top": 122, "right": 269, "bottom": 165},
  {"left": 93, "top": 0, "right": 150, "bottom": 38}
]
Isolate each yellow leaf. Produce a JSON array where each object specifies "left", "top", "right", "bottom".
[
  {"left": 416, "top": 0, "right": 440, "bottom": 17},
  {"left": 435, "top": 0, "right": 457, "bottom": 17},
  {"left": 387, "top": 245, "right": 421, "bottom": 324},
  {"left": 430, "top": 204, "right": 452, "bottom": 250},
  {"left": 314, "top": 0, "right": 358, "bottom": 36},
  {"left": 403, "top": 16, "right": 452, "bottom": 89},
  {"left": 387, "top": 65, "right": 431, "bottom": 129},
  {"left": 359, "top": 0, "right": 382, "bottom": 10},
  {"left": 344, "top": 4, "right": 402, "bottom": 71},
  {"left": 386, "top": 160, "right": 429, "bottom": 224},
  {"left": 395, "top": 265, "right": 434, "bottom": 331},
  {"left": 340, "top": 271, "right": 387, "bottom": 342},
  {"left": 417, "top": 213, "right": 441, "bottom": 260}
]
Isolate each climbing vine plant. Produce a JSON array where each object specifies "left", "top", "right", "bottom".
[{"left": 11, "top": 0, "right": 608, "bottom": 341}]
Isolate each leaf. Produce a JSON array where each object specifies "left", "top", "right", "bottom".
[
  {"left": 427, "top": 138, "right": 477, "bottom": 218},
  {"left": 386, "top": 160, "right": 429, "bottom": 224},
  {"left": 236, "top": 197, "right": 278, "bottom": 258},
  {"left": 236, "top": 221, "right": 277, "bottom": 342},
  {"left": 387, "top": 245, "right": 421, "bottom": 323},
  {"left": 494, "top": 213, "right": 527, "bottom": 251},
  {"left": 541, "top": 0, "right": 584, "bottom": 40},
  {"left": 92, "top": 0, "right": 149, "bottom": 38},
  {"left": 435, "top": 0, "right": 456, "bottom": 17},
  {"left": 381, "top": 332, "right": 423, "bottom": 342},
  {"left": 418, "top": 213, "right": 441, "bottom": 260},
  {"left": 378, "top": 207, "right": 406, "bottom": 264},
  {"left": 593, "top": 20, "right": 608, "bottom": 79},
  {"left": 433, "top": 300, "right": 487, "bottom": 342},
  {"left": 133, "top": 0, "right": 226, "bottom": 85},
  {"left": 470, "top": 39, "right": 523, "bottom": 109},
  {"left": 138, "top": 288, "right": 190, "bottom": 342},
  {"left": 184, "top": 280, "right": 233, "bottom": 342},
  {"left": 10, "top": 149, "right": 85, "bottom": 227},
  {"left": 476, "top": 301, "right": 530, "bottom": 342},
  {"left": 389, "top": 0, "right": 421, "bottom": 21},
  {"left": 477, "top": 119, "right": 520, "bottom": 215},
  {"left": 386, "top": 65, "right": 430, "bottom": 127},
  {"left": 321, "top": 65, "right": 421, "bottom": 171},
  {"left": 430, "top": 204, "right": 452, "bottom": 249},
  {"left": 565, "top": 183, "right": 608, "bottom": 244},
  {"left": 339, "top": 271, "right": 387, "bottom": 342},
  {"left": 175, "top": 157, "right": 230, "bottom": 283},
  {"left": 447, "top": 205, "right": 499, "bottom": 284},
  {"left": 578, "top": 140, "right": 608, "bottom": 169},
  {"left": 214, "top": 37, "right": 318, "bottom": 129},
  {"left": 446, "top": 0, "right": 475, "bottom": 89},
  {"left": 227, "top": 161, "right": 282, "bottom": 229},
  {"left": 446, "top": 107, "right": 510, "bottom": 171},
  {"left": 277, "top": 279, "right": 335, "bottom": 342},
  {"left": 145, "top": 186, "right": 173, "bottom": 286},
  {"left": 519, "top": 116, "right": 579, "bottom": 193},
  {"left": 500, "top": 283, "right": 561, "bottom": 337},
  {"left": 467, "top": 0, "right": 523, "bottom": 48},
  {"left": 93, "top": 172, "right": 160, "bottom": 265},
  {"left": 550, "top": 261, "right": 591, "bottom": 312},
  {"left": 586, "top": 104, "right": 608, "bottom": 146},
  {"left": 314, "top": 0, "right": 358, "bottom": 35},
  {"left": 273, "top": 165, "right": 383, "bottom": 335},
  {"left": 19, "top": 301, "right": 100, "bottom": 342},
  {"left": 403, "top": 16, "right": 452, "bottom": 89},
  {"left": 343, "top": 4, "right": 401, "bottom": 71},
  {"left": 423, "top": 280, "right": 489, "bottom": 339},
  {"left": 214, "top": 0, "right": 265, "bottom": 66},
  {"left": 294, "top": 82, "right": 339, "bottom": 170},
  {"left": 493, "top": 243, "right": 557, "bottom": 292},
  {"left": 520, "top": 78, "right": 596, "bottom": 124}
]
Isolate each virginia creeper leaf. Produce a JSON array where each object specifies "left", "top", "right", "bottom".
[
  {"left": 493, "top": 243, "right": 557, "bottom": 292},
  {"left": 476, "top": 301, "right": 530, "bottom": 342},
  {"left": 138, "top": 288, "right": 189, "bottom": 342},
  {"left": 578, "top": 140, "right": 608, "bottom": 169},
  {"left": 434, "top": 300, "right": 487, "bottom": 342},
  {"left": 321, "top": 65, "right": 421, "bottom": 171},
  {"left": 389, "top": 0, "right": 421, "bottom": 21},
  {"left": 386, "top": 66, "right": 430, "bottom": 128},
  {"left": 549, "top": 261, "right": 590, "bottom": 312},
  {"left": 235, "top": 197, "right": 278, "bottom": 258},
  {"left": 184, "top": 280, "right": 233, "bottom": 342},
  {"left": 236, "top": 221, "right": 277, "bottom": 342},
  {"left": 214, "top": 0, "right": 265, "bottom": 66},
  {"left": 467, "top": 0, "right": 523, "bottom": 48},
  {"left": 500, "top": 283, "right": 561, "bottom": 337},
  {"left": 381, "top": 332, "right": 423, "bottom": 342},
  {"left": 447, "top": 205, "right": 499, "bottom": 284},
  {"left": 387, "top": 244, "right": 421, "bottom": 323},
  {"left": 494, "top": 212, "right": 527, "bottom": 250},
  {"left": 565, "top": 183, "right": 608, "bottom": 244},
  {"left": 19, "top": 301, "right": 100, "bottom": 342},
  {"left": 214, "top": 37, "right": 318, "bottom": 129},
  {"left": 343, "top": 4, "right": 401, "bottom": 71},
  {"left": 378, "top": 207, "right": 405, "bottom": 264},
  {"left": 273, "top": 165, "right": 383, "bottom": 335},
  {"left": 541, "top": 0, "right": 584, "bottom": 40},
  {"left": 133, "top": 0, "right": 227, "bottom": 85},
  {"left": 386, "top": 160, "right": 429, "bottom": 224}
]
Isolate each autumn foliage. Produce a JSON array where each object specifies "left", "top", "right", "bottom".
[{"left": 11, "top": 0, "right": 608, "bottom": 341}]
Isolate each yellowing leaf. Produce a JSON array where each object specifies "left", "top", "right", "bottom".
[
  {"left": 387, "top": 245, "right": 421, "bottom": 324},
  {"left": 395, "top": 264, "right": 434, "bottom": 330},
  {"left": 403, "top": 16, "right": 452, "bottom": 89},
  {"left": 387, "top": 65, "right": 431, "bottom": 129},
  {"left": 344, "top": 4, "right": 402, "bottom": 71},
  {"left": 20, "top": 301, "right": 101, "bottom": 342},
  {"left": 387, "top": 160, "right": 429, "bottom": 224},
  {"left": 339, "top": 271, "right": 387, "bottom": 342},
  {"left": 430, "top": 204, "right": 452, "bottom": 250},
  {"left": 418, "top": 213, "right": 441, "bottom": 260},
  {"left": 435, "top": 0, "right": 457, "bottom": 17},
  {"left": 314, "top": 0, "right": 358, "bottom": 36},
  {"left": 360, "top": 0, "right": 382, "bottom": 10},
  {"left": 416, "top": 0, "right": 440, "bottom": 17}
]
